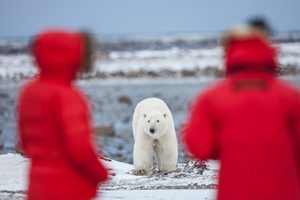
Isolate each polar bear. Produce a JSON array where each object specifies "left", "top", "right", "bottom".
[{"left": 132, "top": 97, "right": 178, "bottom": 175}]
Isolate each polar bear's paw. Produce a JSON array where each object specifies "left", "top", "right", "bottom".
[{"left": 132, "top": 169, "right": 147, "bottom": 176}]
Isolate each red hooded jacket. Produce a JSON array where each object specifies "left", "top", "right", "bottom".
[
  {"left": 18, "top": 30, "right": 108, "bottom": 200},
  {"left": 183, "top": 29, "right": 300, "bottom": 200}
]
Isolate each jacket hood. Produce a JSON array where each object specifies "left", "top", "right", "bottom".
[
  {"left": 31, "top": 29, "right": 84, "bottom": 83},
  {"left": 221, "top": 25, "right": 278, "bottom": 75}
]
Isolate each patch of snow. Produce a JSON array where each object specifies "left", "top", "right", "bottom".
[
  {"left": 0, "top": 154, "right": 220, "bottom": 199},
  {"left": 100, "top": 189, "right": 217, "bottom": 200},
  {"left": 0, "top": 154, "right": 28, "bottom": 191}
]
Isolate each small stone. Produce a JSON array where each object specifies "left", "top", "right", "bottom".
[
  {"left": 118, "top": 95, "right": 131, "bottom": 105},
  {"left": 123, "top": 116, "right": 131, "bottom": 123},
  {"left": 94, "top": 126, "right": 115, "bottom": 137},
  {"left": 0, "top": 93, "right": 9, "bottom": 98}
]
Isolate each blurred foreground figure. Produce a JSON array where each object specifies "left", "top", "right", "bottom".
[
  {"left": 183, "top": 24, "right": 300, "bottom": 200},
  {"left": 17, "top": 29, "right": 108, "bottom": 200}
]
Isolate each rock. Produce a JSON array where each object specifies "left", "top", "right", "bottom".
[
  {"left": 153, "top": 93, "right": 162, "bottom": 98},
  {"left": 0, "top": 93, "right": 9, "bottom": 98},
  {"left": 94, "top": 126, "right": 115, "bottom": 137},
  {"left": 122, "top": 116, "right": 131, "bottom": 123},
  {"left": 181, "top": 70, "right": 196, "bottom": 77},
  {"left": 118, "top": 95, "right": 131, "bottom": 105}
]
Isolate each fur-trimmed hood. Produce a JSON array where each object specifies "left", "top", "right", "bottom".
[
  {"left": 30, "top": 29, "right": 95, "bottom": 84},
  {"left": 221, "top": 25, "right": 278, "bottom": 75}
]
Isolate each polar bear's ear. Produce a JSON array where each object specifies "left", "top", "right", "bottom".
[
  {"left": 143, "top": 114, "right": 147, "bottom": 118},
  {"left": 163, "top": 113, "right": 167, "bottom": 118}
]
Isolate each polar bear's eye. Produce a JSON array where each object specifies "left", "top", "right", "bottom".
[
  {"left": 157, "top": 120, "right": 159, "bottom": 122},
  {"left": 148, "top": 120, "right": 150, "bottom": 123}
]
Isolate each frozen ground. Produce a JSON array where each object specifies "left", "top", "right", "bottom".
[
  {"left": 1, "top": 77, "right": 300, "bottom": 164},
  {"left": 0, "top": 76, "right": 216, "bottom": 164},
  {"left": 1, "top": 40, "right": 300, "bottom": 163},
  {"left": 0, "top": 153, "right": 219, "bottom": 200},
  {"left": 0, "top": 190, "right": 217, "bottom": 200},
  {"left": 1, "top": 77, "right": 300, "bottom": 200},
  {"left": 1, "top": 42, "right": 300, "bottom": 82}
]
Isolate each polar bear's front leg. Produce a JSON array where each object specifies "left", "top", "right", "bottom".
[
  {"left": 132, "top": 138, "right": 153, "bottom": 175},
  {"left": 158, "top": 140, "right": 178, "bottom": 173},
  {"left": 159, "top": 149, "right": 177, "bottom": 173},
  {"left": 153, "top": 145, "right": 162, "bottom": 172}
]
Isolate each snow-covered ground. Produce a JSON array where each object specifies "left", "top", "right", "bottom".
[
  {"left": 0, "top": 42, "right": 300, "bottom": 81},
  {"left": 0, "top": 153, "right": 220, "bottom": 200}
]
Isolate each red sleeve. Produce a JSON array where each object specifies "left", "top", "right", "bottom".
[
  {"left": 292, "top": 91, "right": 300, "bottom": 174},
  {"left": 182, "top": 94, "right": 219, "bottom": 160},
  {"left": 58, "top": 90, "right": 108, "bottom": 184}
]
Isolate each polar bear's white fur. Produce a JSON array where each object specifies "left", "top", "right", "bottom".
[{"left": 132, "top": 98, "right": 178, "bottom": 175}]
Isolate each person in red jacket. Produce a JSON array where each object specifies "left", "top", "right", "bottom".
[
  {"left": 17, "top": 29, "right": 108, "bottom": 200},
  {"left": 183, "top": 23, "right": 300, "bottom": 200}
]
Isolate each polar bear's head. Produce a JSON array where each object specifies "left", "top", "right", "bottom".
[{"left": 143, "top": 111, "right": 168, "bottom": 138}]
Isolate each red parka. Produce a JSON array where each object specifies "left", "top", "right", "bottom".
[
  {"left": 18, "top": 30, "right": 108, "bottom": 200},
  {"left": 183, "top": 27, "right": 300, "bottom": 200}
]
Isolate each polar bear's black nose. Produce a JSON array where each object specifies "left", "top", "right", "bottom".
[{"left": 150, "top": 128, "right": 155, "bottom": 134}]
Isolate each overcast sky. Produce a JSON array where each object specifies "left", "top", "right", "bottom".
[{"left": 0, "top": 0, "right": 299, "bottom": 38}]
